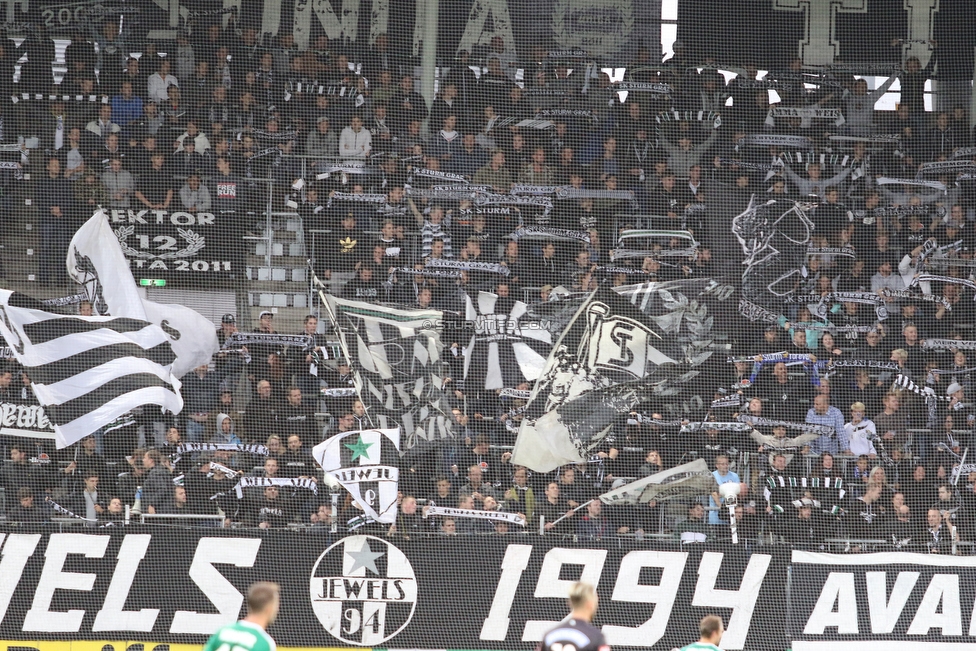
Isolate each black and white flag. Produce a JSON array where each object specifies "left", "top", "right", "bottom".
[
  {"left": 600, "top": 459, "right": 717, "bottom": 505},
  {"left": 733, "top": 196, "right": 815, "bottom": 305},
  {"left": 0, "top": 212, "right": 218, "bottom": 448},
  {"left": 462, "top": 292, "right": 552, "bottom": 391},
  {"left": 324, "top": 295, "right": 453, "bottom": 450},
  {"left": 69, "top": 211, "right": 218, "bottom": 377},
  {"left": 512, "top": 288, "right": 688, "bottom": 472},
  {"left": 0, "top": 291, "right": 183, "bottom": 448},
  {"left": 312, "top": 428, "right": 401, "bottom": 523}
]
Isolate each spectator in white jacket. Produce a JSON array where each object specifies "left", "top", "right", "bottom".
[
  {"left": 179, "top": 174, "right": 211, "bottom": 212},
  {"left": 175, "top": 121, "right": 211, "bottom": 153},
  {"left": 845, "top": 402, "right": 877, "bottom": 458},
  {"left": 339, "top": 114, "right": 372, "bottom": 159},
  {"left": 147, "top": 59, "right": 179, "bottom": 104}
]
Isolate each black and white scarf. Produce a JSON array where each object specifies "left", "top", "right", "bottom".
[
  {"left": 655, "top": 109, "right": 722, "bottom": 129},
  {"left": 916, "top": 160, "right": 976, "bottom": 177},
  {"left": 45, "top": 498, "right": 117, "bottom": 526},
  {"left": 510, "top": 226, "right": 590, "bottom": 242},
  {"left": 808, "top": 246, "right": 857, "bottom": 258},
  {"left": 615, "top": 82, "right": 672, "bottom": 94},
  {"left": 407, "top": 185, "right": 484, "bottom": 200},
  {"left": 176, "top": 442, "right": 269, "bottom": 456},
  {"left": 740, "top": 134, "right": 814, "bottom": 148},
  {"left": 322, "top": 387, "right": 357, "bottom": 397},
  {"left": 41, "top": 292, "right": 87, "bottom": 307},
  {"left": 828, "top": 359, "right": 900, "bottom": 370},
  {"left": 328, "top": 192, "right": 388, "bottom": 205},
  {"left": 718, "top": 158, "right": 776, "bottom": 172},
  {"left": 914, "top": 273, "right": 976, "bottom": 294},
  {"left": 537, "top": 108, "right": 598, "bottom": 122},
  {"left": 390, "top": 267, "right": 463, "bottom": 279},
  {"left": 921, "top": 339, "right": 976, "bottom": 351},
  {"left": 740, "top": 417, "right": 836, "bottom": 437},
  {"left": 208, "top": 462, "right": 239, "bottom": 478},
  {"left": 222, "top": 332, "right": 314, "bottom": 349},
  {"left": 410, "top": 168, "right": 469, "bottom": 184},
  {"left": 425, "top": 258, "right": 511, "bottom": 276},
  {"left": 499, "top": 388, "right": 532, "bottom": 399},
  {"left": 233, "top": 476, "right": 318, "bottom": 498},
  {"left": 681, "top": 421, "right": 754, "bottom": 433},
  {"left": 767, "top": 107, "right": 844, "bottom": 128},
  {"left": 876, "top": 176, "right": 946, "bottom": 191},
  {"left": 425, "top": 505, "right": 526, "bottom": 526},
  {"left": 828, "top": 134, "right": 901, "bottom": 144},
  {"left": 892, "top": 374, "right": 951, "bottom": 401},
  {"left": 878, "top": 287, "right": 950, "bottom": 310}
]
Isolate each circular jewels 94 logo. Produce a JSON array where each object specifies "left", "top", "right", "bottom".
[{"left": 309, "top": 535, "right": 418, "bottom": 645}]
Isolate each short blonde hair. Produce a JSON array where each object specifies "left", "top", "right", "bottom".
[
  {"left": 850, "top": 402, "right": 865, "bottom": 412},
  {"left": 568, "top": 582, "right": 596, "bottom": 610}
]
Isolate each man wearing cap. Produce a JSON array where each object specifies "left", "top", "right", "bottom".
[{"left": 780, "top": 497, "right": 827, "bottom": 546}]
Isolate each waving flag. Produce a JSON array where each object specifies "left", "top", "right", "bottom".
[
  {"left": 68, "top": 211, "right": 218, "bottom": 377},
  {"left": 0, "top": 291, "right": 183, "bottom": 448},
  {"left": 599, "top": 459, "right": 717, "bottom": 505},
  {"left": 313, "top": 428, "right": 401, "bottom": 523},
  {"left": 324, "top": 295, "right": 454, "bottom": 450},
  {"left": 462, "top": 291, "right": 551, "bottom": 390},
  {"left": 0, "top": 211, "right": 220, "bottom": 447},
  {"left": 511, "top": 287, "right": 683, "bottom": 472}
]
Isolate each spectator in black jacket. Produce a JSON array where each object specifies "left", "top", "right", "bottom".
[
  {"left": 0, "top": 446, "right": 33, "bottom": 494},
  {"left": 279, "top": 386, "right": 318, "bottom": 446},
  {"left": 181, "top": 365, "right": 219, "bottom": 442},
  {"left": 141, "top": 449, "right": 173, "bottom": 515},
  {"left": 246, "top": 379, "right": 280, "bottom": 442},
  {"left": 279, "top": 434, "right": 316, "bottom": 478},
  {"left": 8, "top": 488, "right": 48, "bottom": 523},
  {"left": 37, "top": 156, "right": 75, "bottom": 285}
]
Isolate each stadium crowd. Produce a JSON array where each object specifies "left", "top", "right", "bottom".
[{"left": 0, "top": 17, "right": 976, "bottom": 554}]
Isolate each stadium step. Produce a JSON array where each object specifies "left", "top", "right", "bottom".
[
  {"left": 246, "top": 254, "right": 309, "bottom": 268},
  {"left": 246, "top": 266, "right": 308, "bottom": 283}
]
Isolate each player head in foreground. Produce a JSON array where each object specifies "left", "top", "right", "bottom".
[
  {"left": 246, "top": 581, "right": 281, "bottom": 629},
  {"left": 538, "top": 582, "right": 609, "bottom": 651},
  {"left": 679, "top": 614, "right": 724, "bottom": 651},
  {"left": 203, "top": 582, "right": 281, "bottom": 651}
]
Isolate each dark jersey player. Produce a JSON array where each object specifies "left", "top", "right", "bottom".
[{"left": 537, "top": 582, "right": 609, "bottom": 651}]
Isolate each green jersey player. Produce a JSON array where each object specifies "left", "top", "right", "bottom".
[
  {"left": 679, "top": 615, "right": 724, "bottom": 651},
  {"left": 203, "top": 582, "right": 280, "bottom": 651}
]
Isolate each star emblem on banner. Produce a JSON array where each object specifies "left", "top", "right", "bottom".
[
  {"left": 344, "top": 434, "right": 373, "bottom": 462},
  {"left": 347, "top": 539, "right": 385, "bottom": 575}
]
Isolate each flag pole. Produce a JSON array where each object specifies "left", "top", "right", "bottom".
[
  {"left": 728, "top": 504, "right": 738, "bottom": 544},
  {"left": 312, "top": 271, "right": 377, "bottom": 430},
  {"left": 548, "top": 499, "right": 594, "bottom": 528},
  {"left": 952, "top": 447, "right": 969, "bottom": 486}
]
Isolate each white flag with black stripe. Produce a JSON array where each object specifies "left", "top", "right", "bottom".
[{"left": 0, "top": 291, "right": 182, "bottom": 448}]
